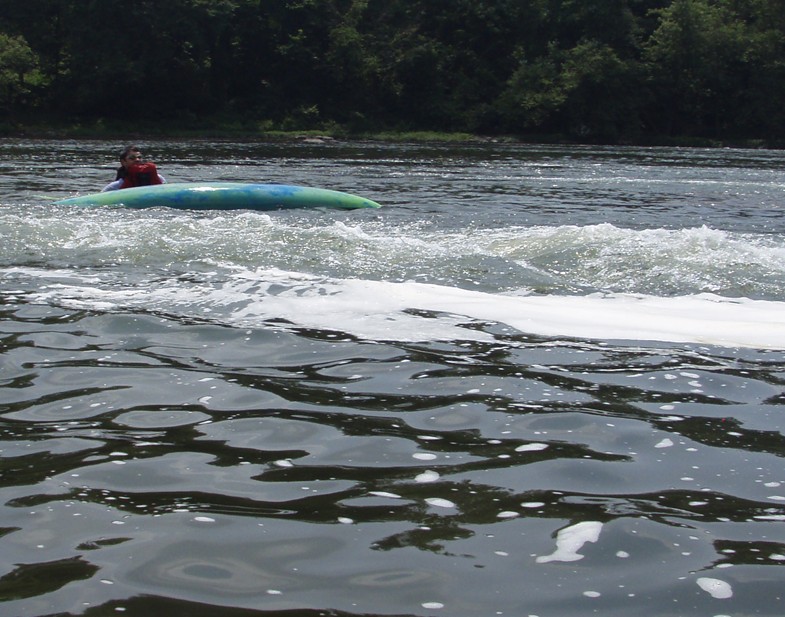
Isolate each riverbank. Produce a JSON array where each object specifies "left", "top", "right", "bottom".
[
  {"left": 1, "top": 117, "right": 779, "bottom": 150},
  {"left": 1, "top": 116, "right": 484, "bottom": 143}
]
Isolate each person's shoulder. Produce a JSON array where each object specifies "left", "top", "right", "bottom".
[{"left": 102, "top": 180, "right": 123, "bottom": 192}]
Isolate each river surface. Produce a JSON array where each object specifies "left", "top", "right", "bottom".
[{"left": 1, "top": 138, "right": 785, "bottom": 616}]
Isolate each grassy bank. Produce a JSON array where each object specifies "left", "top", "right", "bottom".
[
  {"left": 1, "top": 116, "right": 779, "bottom": 149},
  {"left": 1, "top": 116, "right": 486, "bottom": 143}
]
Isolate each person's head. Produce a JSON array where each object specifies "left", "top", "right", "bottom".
[{"left": 119, "top": 145, "right": 143, "bottom": 170}]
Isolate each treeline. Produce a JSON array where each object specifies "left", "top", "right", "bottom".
[{"left": 1, "top": 0, "right": 784, "bottom": 143}]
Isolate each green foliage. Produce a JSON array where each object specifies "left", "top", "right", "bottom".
[
  {"left": 561, "top": 41, "right": 644, "bottom": 139},
  {"left": 1, "top": 0, "right": 784, "bottom": 142},
  {"left": 499, "top": 48, "right": 569, "bottom": 131},
  {"left": 643, "top": 0, "right": 750, "bottom": 135},
  {"left": 0, "top": 33, "right": 40, "bottom": 110}
]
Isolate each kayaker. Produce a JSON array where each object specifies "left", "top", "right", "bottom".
[{"left": 102, "top": 145, "right": 166, "bottom": 191}]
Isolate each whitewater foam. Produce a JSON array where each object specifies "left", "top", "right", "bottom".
[{"left": 10, "top": 266, "right": 785, "bottom": 349}]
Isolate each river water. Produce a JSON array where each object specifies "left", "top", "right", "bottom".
[{"left": 1, "top": 138, "right": 785, "bottom": 616}]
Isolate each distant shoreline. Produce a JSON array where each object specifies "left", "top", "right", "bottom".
[{"left": 1, "top": 119, "right": 780, "bottom": 150}]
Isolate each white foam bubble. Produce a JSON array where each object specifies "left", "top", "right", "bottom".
[
  {"left": 369, "top": 491, "right": 401, "bottom": 499},
  {"left": 516, "top": 443, "right": 549, "bottom": 452},
  {"left": 415, "top": 470, "right": 440, "bottom": 483},
  {"left": 193, "top": 516, "right": 215, "bottom": 523},
  {"left": 696, "top": 577, "right": 733, "bottom": 599},
  {"left": 425, "top": 497, "right": 456, "bottom": 509},
  {"left": 536, "top": 521, "right": 603, "bottom": 563}
]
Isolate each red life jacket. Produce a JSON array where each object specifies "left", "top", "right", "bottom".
[{"left": 121, "top": 162, "right": 162, "bottom": 188}]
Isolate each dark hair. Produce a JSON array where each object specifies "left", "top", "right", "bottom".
[{"left": 119, "top": 145, "right": 140, "bottom": 161}]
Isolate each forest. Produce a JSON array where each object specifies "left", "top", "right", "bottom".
[{"left": 1, "top": 0, "right": 784, "bottom": 144}]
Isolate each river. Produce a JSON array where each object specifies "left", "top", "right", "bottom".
[{"left": 1, "top": 138, "right": 785, "bottom": 616}]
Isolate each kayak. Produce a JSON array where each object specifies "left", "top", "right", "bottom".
[{"left": 53, "top": 182, "right": 382, "bottom": 210}]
